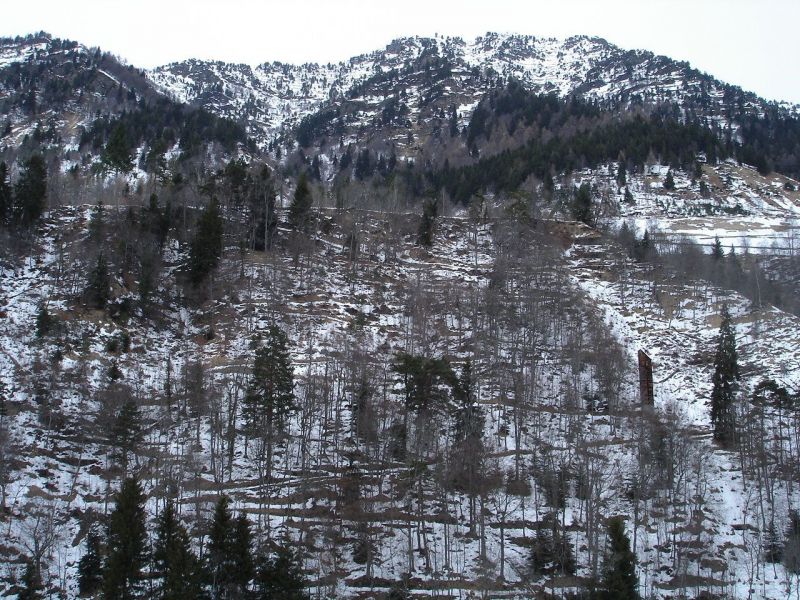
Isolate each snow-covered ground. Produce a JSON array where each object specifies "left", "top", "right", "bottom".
[{"left": 1, "top": 202, "right": 799, "bottom": 598}]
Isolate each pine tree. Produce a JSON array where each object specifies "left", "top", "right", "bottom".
[
  {"left": 103, "top": 477, "right": 148, "bottom": 600},
  {"left": 13, "top": 154, "right": 47, "bottom": 227},
  {"left": 288, "top": 174, "right": 313, "bottom": 232},
  {"left": 417, "top": 198, "right": 438, "bottom": 247},
  {"left": 153, "top": 499, "right": 202, "bottom": 600},
  {"left": 230, "top": 513, "right": 254, "bottom": 595},
  {"left": 17, "top": 559, "right": 43, "bottom": 600},
  {"left": 601, "top": 517, "right": 639, "bottom": 600},
  {"left": 108, "top": 398, "right": 142, "bottom": 475},
  {"left": 624, "top": 186, "right": 634, "bottom": 204},
  {"left": 572, "top": 182, "right": 592, "bottom": 224},
  {"left": 87, "top": 253, "right": 111, "bottom": 309},
  {"left": 0, "top": 161, "right": 10, "bottom": 225},
  {"left": 530, "top": 513, "right": 576, "bottom": 578},
  {"left": 243, "top": 326, "right": 294, "bottom": 437},
  {"left": 711, "top": 236, "right": 725, "bottom": 260},
  {"left": 663, "top": 170, "right": 675, "bottom": 190},
  {"left": 35, "top": 303, "right": 53, "bottom": 338},
  {"left": 208, "top": 495, "right": 234, "bottom": 597},
  {"left": 710, "top": 305, "right": 739, "bottom": 446},
  {"left": 616, "top": 162, "right": 627, "bottom": 187},
  {"left": 77, "top": 529, "right": 104, "bottom": 597},
  {"left": 102, "top": 123, "right": 134, "bottom": 175},
  {"left": 254, "top": 543, "right": 308, "bottom": 600},
  {"left": 188, "top": 200, "right": 223, "bottom": 285},
  {"left": 784, "top": 510, "right": 800, "bottom": 575},
  {"left": 89, "top": 200, "right": 105, "bottom": 242},
  {"left": 764, "top": 520, "right": 783, "bottom": 563}
]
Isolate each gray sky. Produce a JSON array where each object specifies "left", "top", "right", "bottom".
[{"left": 4, "top": 0, "right": 799, "bottom": 104}]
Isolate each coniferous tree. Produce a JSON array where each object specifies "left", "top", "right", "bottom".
[
  {"left": 663, "top": 170, "right": 675, "bottom": 190},
  {"left": 208, "top": 495, "right": 235, "bottom": 597},
  {"left": 624, "top": 187, "right": 634, "bottom": 204},
  {"left": 764, "top": 521, "right": 784, "bottom": 563},
  {"left": 153, "top": 499, "right": 202, "bottom": 600},
  {"left": 17, "top": 558, "right": 43, "bottom": 600},
  {"left": 386, "top": 577, "right": 411, "bottom": 600},
  {"left": 784, "top": 510, "right": 800, "bottom": 575},
  {"left": 103, "top": 477, "right": 148, "bottom": 600},
  {"left": 417, "top": 198, "right": 438, "bottom": 247},
  {"left": 601, "top": 517, "right": 639, "bottom": 600},
  {"left": 0, "top": 161, "right": 10, "bottom": 225},
  {"left": 230, "top": 513, "right": 254, "bottom": 596},
  {"left": 89, "top": 200, "right": 105, "bottom": 242},
  {"left": 13, "top": 154, "right": 47, "bottom": 227},
  {"left": 188, "top": 200, "right": 223, "bottom": 285},
  {"left": 287, "top": 174, "right": 313, "bottom": 232},
  {"left": 710, "top": 305, "right": 739, "bottom": 446},
  {"left": 102, "top": 123, "right": 134, "bottom": 175},
  {"left": 711, "top": 236, "right": 725, "bottom": 260},
  {"left": 448, "top": 360, "right": 485, "bottom": 497},
  {"left": 109, "top": 398, "right": 142, "bottom": 475},
  {"left": 530, "top": 512, "right": 576, "bottom": 578},
  {"left": 87, "top": 253, "right": 111, "bottom": 309},
  {"left": 35, "top": 303, "right": 53, "bottom": 338},
  {"left": 254, "top": 543, "right": 308, "bottom": 600},
  {"left": 77, "top": 529, "right": 104, "bottom": 597},
  {"left": 572, "top": 182, "right": 592, "bottom": 224},
  {"left": 243, "top": 326, "right": 295, "bottom": 438},
  {"left": 616, "top": 162, "right": 627, "bottom": 186}
]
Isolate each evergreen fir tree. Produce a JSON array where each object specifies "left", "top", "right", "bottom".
[
  {"left": 230, "top": 513, "right": 254, "bottom": 595},
  {"left": 616, "top": 162, "right": 627, "bottom": 186},
  {"left": 764, "top": 520, "right": 784, "bottom": 563},
  {"left": 601, "top": 517, "right": 639, "bottom": 600},
  {"left": 417, "top": 198, "right": 438, "bottom": 247},
  {"left": 287, "top": 174, "right": 313, "bottom": 232},
  {"left": 17, "top": 559, "right": 43, "bottom": 600},
  {"left": 188, "top": 200, "right": 223, "bottom": 285},
  {"left": 153, "top": 499, "right": 202, "bottom": 600},
  {"left": 572, "top": 182, "right": 593, "bottom": 224},
  {"left": 77, "top": 529, "right": 104, "bottom": 597},
  {"left": 103, "top": 477, "right": 148, "bottom": 600},
  {"left": 102, "top": 123, "right": 134, "bottom": 175},
  {"left": 386, "top": 575, "right": 411, "bottom": 600},
  {"left": 663, "top": 170, "right": 675, "bottom": 190},
  {"left": 784, "top": 510, "right": 800, "bottom": 575},
  {"left": 710, "top": 305, "right": 739, "bottom": 446},
  {"left": 87, "top": 253, "right": 111, "bottom": 309},
  {"left": 624, "top": 186, "right": 634, "bottom": 204},
  {"left": 108, "top": 398, "right": 142, "bottom": 475},
  {"left": 254, "top": 543, "right": 309, "bottom": 600},
  {"left": 0, "top": 161, "right": 10, "bottom": 225},
  {"left": 711, "top": 236, "right": 725, "bottom": 259},
  {"left": 243, "top": 326, "right": 294, "bottom": 437},
  {"left": 35, "top": 303, "right": 53, "bottom": 338},
  {"left": 89, "top": 200, "right": 105, "bottom": 242},
  {"left": 13, "top": 154, "right": 47, "bottom": 227},
  {"left": 208, "top": 495, "right": 234, "bottom": 597},
  {"left": 530, "top": 513, "right": 576, "bottom": 578}
]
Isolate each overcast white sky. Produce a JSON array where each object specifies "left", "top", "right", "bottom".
[{"left": 3, "top": 0, "right": 799, "bottom": 104}]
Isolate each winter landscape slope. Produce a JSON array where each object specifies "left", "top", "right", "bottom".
[
  {"left": 1, "top": 28, "right": 800, "bottom": 600},
  {"left": 147, "top": 33, "right": 794, "bottom": 148}
]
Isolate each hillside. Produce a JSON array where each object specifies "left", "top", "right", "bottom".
[
  {"left": 1, "top": 28, "right": 800, "bottom": 600},
  {"left": 148, "top": 33, "right": 796, "bottom": 151}
]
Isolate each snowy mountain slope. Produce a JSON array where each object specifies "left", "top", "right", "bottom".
[
  {"left": 1, "top": 203, "right": 799, "bottom": 598},
  {"left": 147, "top": 33, "right": 796, "bottom": 148}
]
